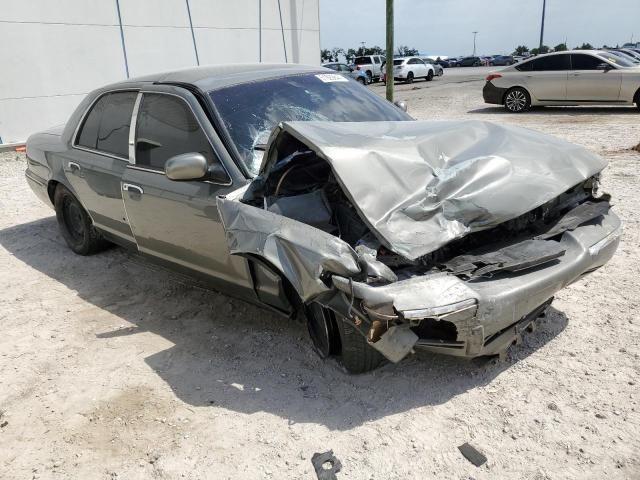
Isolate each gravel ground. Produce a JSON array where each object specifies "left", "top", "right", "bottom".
[{"left": 1, "top": 71, "right": 639, "bottom": 479}]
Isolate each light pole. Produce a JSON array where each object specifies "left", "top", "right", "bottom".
[
  {"left": 539, "top": 0, "right": 546, "bottom": 50},
  {"left": 472, "top": 31, "right": 478, "bottom": 56},
  {"left": 385, "top": 0, "right": 393, "bottom": 101}
]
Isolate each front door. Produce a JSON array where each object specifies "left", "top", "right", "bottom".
[
  {"left": 64, "top": 90, "right": 137, "bottom": 241},
  {"left": 567, "top": 54, "right": 622, "bottom": 101},
  {"left": 121, "top": 88, "right": 254, "bottom": 295}
]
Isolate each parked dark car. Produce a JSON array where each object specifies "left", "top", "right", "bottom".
[
  {"left": 25, "top": 65, "right": 620, "bottom": 373},
  {"left": 491, "top": 55, "right": 514, "bottom": 66},
  {"left": 459, "top": 56, "right": 482, "bottom": 67}
]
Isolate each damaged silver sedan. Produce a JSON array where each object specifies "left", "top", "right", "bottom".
[{"left": 25, "top": 65, "right": 621, "bottom": 373}]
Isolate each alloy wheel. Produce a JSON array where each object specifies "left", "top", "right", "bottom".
[{"left": 505, "top": 89, "right": 529, "bottom": 112}]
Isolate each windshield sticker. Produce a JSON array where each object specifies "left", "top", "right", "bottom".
[{"left": 315, "top": 73, "right": 349, "bottom": 83}]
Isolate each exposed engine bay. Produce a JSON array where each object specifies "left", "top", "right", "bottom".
[{"left": 240, "top": 132, "right": 610, "bottom": 286}]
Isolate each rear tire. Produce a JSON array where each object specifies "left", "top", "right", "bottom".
[
  {"left": 366, "top": 70, "right": 373, "bottom": 83},
  {"left": 54, "top": 185, "right": 110, "bottom": 255},
  {"left": 504, "top": 87, "right": 531, "bottom": 113}
]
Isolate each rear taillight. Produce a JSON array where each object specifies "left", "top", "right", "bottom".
[{"left": 486, "top": 74, "right": 502, "bottom": 82}]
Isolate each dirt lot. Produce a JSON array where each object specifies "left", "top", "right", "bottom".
[{"left": 1, "top": 70, "right": 639, "bottom": 479}]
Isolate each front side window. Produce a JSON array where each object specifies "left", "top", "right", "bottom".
[
  {"left": 324, "top": 64, "right": 339, "bottom": 71},
  {"left": 571, "top": 54, "right": 604, "bottom": 70},
  {"left": 76, "top": 91, "right": 137, "bottom": 158},
  {"left": 135, "top": 93, "right": 216, "bottom": 171},
  {"left": 373, "top": 57, "right": 381, "bottom": 64}
]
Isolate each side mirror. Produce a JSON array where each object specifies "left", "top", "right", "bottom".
[
  {"left": 165, "top": 152, "right": 209, "bottom": 181},
  {"left": 598, "top": 62, "right": 613, "bottom": 71},
  {"left": 394, "top": 100, "right": 408, "bottom": 112}
]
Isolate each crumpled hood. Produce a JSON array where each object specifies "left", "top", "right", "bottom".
[{"left": 262, "top": 120, "right": 607, "bottom": 260}]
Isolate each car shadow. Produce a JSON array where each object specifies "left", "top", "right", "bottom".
[
  {"left": 1, "top": 217, "right": 569, "bottom": 430},
  {"left": 468, "top": 106, "right": 640, "bottom": 115}
]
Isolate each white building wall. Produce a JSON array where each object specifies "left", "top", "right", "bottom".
[{"left": 0, "top": 0, "right": 320, "bottom": 143}]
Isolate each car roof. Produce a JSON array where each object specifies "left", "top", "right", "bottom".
[{"left": 102, "top": 63, "right": 325, "bottom": 92}]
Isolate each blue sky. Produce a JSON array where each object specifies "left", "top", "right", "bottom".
[{"left": 319, "top": 0, "right": 640, "bottom": 56}]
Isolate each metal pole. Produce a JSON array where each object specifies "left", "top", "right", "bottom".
[
  {"left": 185, "top": 0, "right": 200, "bottom": 66},
  {"left": 277, "top": 0, "right": 288, "bottom": 63},
  {"left": 472, "top": 31, "right": 478, "bottom": 56},
  {"left": 114, "top": 0, "right": 129, "bottom": 78},
  {"left": 385, "top": 0, "right": 393, "bottom": 102},
  {"left": 259, "top": 0, "right": 262, "bottom": 62},
  {"left": 539, "top": 0, "right": 546, "bottom": 50}
]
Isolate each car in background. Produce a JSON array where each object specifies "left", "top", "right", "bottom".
[
  {"left": 391, "top": 56, "right": 435, "bottom": 83},
  {"left": 483, "top": 50, "right": 640, "bottom": 112},
  {"left": 491, "top": 55, "right": 515, "bottom": 66},
  {"left": 606, "top": 49, "right": 640, "bottom": 64},
  {"left": 353, "top": 55, "right": 385, "bottom": 83},
  {"left": 322, "top": 62, "right": 369, "bottom": 84},
  {"left": 459, "top": 56, "right": 482, "bottom": 67}
]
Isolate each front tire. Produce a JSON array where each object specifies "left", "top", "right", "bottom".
[
  {"left": 426, "top": 70, "right": 434, "bottom": 81},
  {"left": 306, "top": 305, "right": 384, "bottom": 373},
  {"left": 54, "top": 185, "right": 110, "bottom": 255},
  {"left": 357, "top": 76, "right": 366, "bottom": 85},
  {"left": 634, "top": 89, "right": 640, "bottom": 111},
  {"left": 504, "top": 87, "right": 531, "bottom": 113},
  {"left": 335, "top": 314, "right": 384, "bottom": 374},
  {"left": 406, "top": 72, "right": 414, "bottom": 84},
  {"left": 366, "top": 70, "right": 373, "bottom": 83}
]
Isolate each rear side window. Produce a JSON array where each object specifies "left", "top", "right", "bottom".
[
  {"left": 354, "top": 57, "right": 369, "bottom": 65},
  {"left": 76, "top": 91, "right": 137, "bottom": 158},
  {"left": 134, "top": 93, "right": 215, "bottom": 171},
  {"left": 529, "top": 54, "right": 570, "bottom": 71},
  {"left": 571, "top": 54, "right": 604, "bottom": 70}
]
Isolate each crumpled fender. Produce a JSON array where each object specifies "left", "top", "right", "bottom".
[{"left": 216, "top": 196, "right": 361, "bottom": 302}]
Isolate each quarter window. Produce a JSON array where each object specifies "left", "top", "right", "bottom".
[
  {"left": 76, "top": 91, "right": 137, "bottom": 158},
  {"left": 571, "top": 54, "right": 605, "bottom": 70},
  {"left": 134, "top": 93, "right": 216, "bottom": 171}
]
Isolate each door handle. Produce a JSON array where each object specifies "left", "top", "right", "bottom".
[
  {"left": 68, "top": 162, "right": 81, "bottom": 172},
  {"left": 122, "top": 183, "right": 144, "bottom": 195}
]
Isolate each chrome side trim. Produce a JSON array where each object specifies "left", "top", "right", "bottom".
[{"left": 128, "top": 92, "right": 143, "bottom": 164}]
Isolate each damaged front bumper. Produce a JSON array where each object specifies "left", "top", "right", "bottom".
[{"left": 329, "top": 209, "right": 621, "bottom": 361}]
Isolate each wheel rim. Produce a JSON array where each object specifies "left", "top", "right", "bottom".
[
  {"left": 63, "top": 197, "right": 85, "bottom": 242},
  {"left": 506, "top": 90, "right": 527, "bottom": 112}
]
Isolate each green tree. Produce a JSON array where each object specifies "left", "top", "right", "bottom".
[
  {"left": 576, "top": 43, "right": 594, "bottom": 50},
  {"left": 553, "top": 42, "right": 567, "bottom": 52},
  {"left": 330, "top": 47, "right": 345, "bottom": 62},
  {"left": 321, "top": 49, "right": 332, "bottom": 62},
  {"left": 396, "top": 45, "right": 419, "bottom": 56},
  {"left": 530, "top": 45, "right": 549, "bottom": 55},
  {"left": 346, "top": 48, "right": 357, "bottom": 63},
  {"left": 513, "top": 45, "right": 529, "bottom": 56}
]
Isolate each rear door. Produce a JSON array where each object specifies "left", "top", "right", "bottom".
[
  {"left": 120, "top": 85, "right": 254, "bottom": 294},
  {"left": 567, "top": 53, "right": 622, "bottom": 101},
  {"left": 521, "top": 54, "right": 570, "bottom": 101},
  {"left": 65, "top": 90, "right": 137, "bottom": 242}
]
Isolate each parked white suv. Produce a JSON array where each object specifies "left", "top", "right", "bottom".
[
  {"left": 391, "top": 57, "right": 435, "bottom": 83},
  {"left": 353, "top": 55, "right": 385, "bottom": 82},
  {"left": 483, "top": 50, "right": 640, "bottom": 112}
]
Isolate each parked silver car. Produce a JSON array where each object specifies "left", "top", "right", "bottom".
[
  {"left": 322, "top": 62, "right": 369, "bottom": 84},
  {"left": 483, "top": 50, "right": 640, "bottom": 112},
  {"left": 25, "top": 65, "right": 620, "bottom": 373}
]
